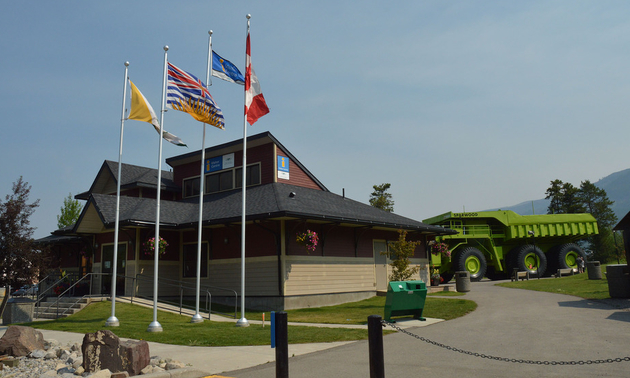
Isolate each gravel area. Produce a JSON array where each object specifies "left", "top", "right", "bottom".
[{"left": 0, "top": 338, "right": 188, "bottom": 377}]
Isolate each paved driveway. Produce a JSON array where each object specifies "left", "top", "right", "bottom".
[{"left": 226, "top": 279, "right": 630, "bottom": 378}]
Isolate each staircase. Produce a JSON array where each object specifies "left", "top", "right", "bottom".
[{"left": 35, "top": 297, "right": 104, "bottom": 319}]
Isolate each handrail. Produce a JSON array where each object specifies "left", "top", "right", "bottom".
[
  {"left": 35, "top": 274, "right": 74, "bottom": 305},
  {"left": 132, "top": 273, "right": 238, "bottom": 319},
  {"left": 35, "top": 273, "right": 106, "bottom": 319},
  {"left": 35, "top": 272, "right": 240, "bottom": 320}
]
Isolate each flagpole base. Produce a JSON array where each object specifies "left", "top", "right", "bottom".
[
  {"left": 191, "top": 313, "right": 204, "bottom": 323},
  {"left": 236, "top": 317, "right": 250, "bottom": 327},
  {"left": 147, "top": 321, "right": 163, "bottom": 333},
  {"left": 105, "top": 316, "right": 120, "bottom": 327}
]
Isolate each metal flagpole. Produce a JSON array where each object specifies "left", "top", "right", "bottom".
[
  {"left": 236, "top": 14, "right": 252, "bottom": 328},
  {"left": 191, "top": 31, "right": 214, "bottom": 324},
  {"left": 147, "top": 46, "right": 169, "bottom": 333},
  {"left": 106, "top": 61, "right": 129, "bottom": 327}
]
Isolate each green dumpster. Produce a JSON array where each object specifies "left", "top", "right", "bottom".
[{"left": 384, "top": 280, "right": 427, "bottom": 322}]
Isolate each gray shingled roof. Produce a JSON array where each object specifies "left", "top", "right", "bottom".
[
  {"left": 76, "top": 161, "right": 178, "bottom": 200},
  {"left": 87, "top": 182, "right": 453, "bottom": 234},
  {"left": 103, "top": 161, "right": 178, "bottom": 191}
]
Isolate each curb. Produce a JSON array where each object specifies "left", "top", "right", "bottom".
[{"left": 136, "top": 367, "right": 212, "bottom": 378}]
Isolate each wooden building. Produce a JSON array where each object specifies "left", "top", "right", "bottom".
[{"left": 39, "top": 132, "right": 454, "bottom": 310}]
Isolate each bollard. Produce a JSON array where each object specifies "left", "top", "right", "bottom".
[
  {"left": 368, "top": 315, "right": 385, "bottom": 378},
  {"left": 275, "top": 311, "right": 289, "bottom": 378}
]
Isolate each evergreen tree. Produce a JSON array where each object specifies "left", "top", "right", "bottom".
[
  {"left": 369, "top": 183, "right": 394, "bottom": 212},
  {"left": 545, "top": 179, "right": 564, "bottom": 214},
  {"left": 545, "top": 178, "right": 617, "bottom": 262},
  {"left": 577, "top": 180, "right": 617, "bottom": 229},
  {"left": 57, "top": 193, "right": 83, "bottom": 229},
  {"left": 545, "top": 180, "right": 583, "bottom": 214}
]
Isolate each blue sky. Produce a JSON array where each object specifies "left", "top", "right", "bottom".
[{"left": 2, "top": 1, "right": 630, "bottom": 239}]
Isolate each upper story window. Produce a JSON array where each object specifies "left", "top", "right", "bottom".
[
  {"left": 182, "top": 163, "right": 261, "bottom": 198},
  {"left": 184, "top": 177, "right": 200, "bottom": 197},
  {"left": 235, "top": 164, "right": 261, "bottom": 188}
]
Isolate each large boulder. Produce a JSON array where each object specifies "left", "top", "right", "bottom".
[
  {"left": 82, "top": 330, "right": 149, "bottom": 376},
  {"left": 0, "top": 325, "right": 45, "bottom": 357}
]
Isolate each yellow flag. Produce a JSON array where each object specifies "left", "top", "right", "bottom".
[{"left": 128, "top": 80, "right": 186, "bottom": 147}]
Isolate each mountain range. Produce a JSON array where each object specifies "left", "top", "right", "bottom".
[{"left": 488, "top": 168, "right": 630, "bottom": 224}]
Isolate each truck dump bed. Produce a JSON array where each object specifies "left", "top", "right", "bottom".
[{"left": 424, "top": 211, "right": 598, "bottom": 242}]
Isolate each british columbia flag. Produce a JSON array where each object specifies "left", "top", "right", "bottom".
[{"left": 167, "top": 62, "right": 225, "bottom": 129}]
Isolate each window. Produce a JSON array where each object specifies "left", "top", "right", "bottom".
[
  {"left": 182, "top": 243, "right": 208, "bottom": 278},
  {"left": 184, "top": 163, "right": 262, "bottom": 197},
  {"left": 235, "top": 164, "right": 261, "bottom": 188},
  {"left": 206, "top": 170, "right": 233, "bottom": 194},
  {"left": 183, "top": 177, "right": 200, "bottom": 198}
]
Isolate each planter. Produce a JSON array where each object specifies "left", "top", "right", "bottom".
[{"left": 431, "top": 278, "right": 440, "bottom": 286}]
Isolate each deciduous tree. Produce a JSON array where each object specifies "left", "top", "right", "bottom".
[
  {"left": 0, "top": 177, "right": 48, "bottom": 286},
  {"left": 57, "top": 193, "right": 83, "bottom": 229},
  {"left": 382, "top": 230, "right": 420, "bottom": 281}
]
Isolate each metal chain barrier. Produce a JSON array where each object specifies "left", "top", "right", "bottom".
[{"left": 382, "top": 320, "right": 630, "bottom": 365}]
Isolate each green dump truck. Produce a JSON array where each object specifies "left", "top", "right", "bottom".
[{"left": 423, "top": 210, "right": 598, "bottom": 282}]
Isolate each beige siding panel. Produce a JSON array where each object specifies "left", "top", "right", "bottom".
[
  {"left": 76, "top": 204, "right": 106, "bottom": 234},
  {"left": 134, "top": 258, "right": 277, "bottom": 297},
  {"left": 135, "top": 262, "right": 181, "bottom": 297},
  {"left": 209, "top": 258, "right": 278, "bottom": 296},
  {"left": 285, "top": 260, "right": 376, "bottom": 296}
]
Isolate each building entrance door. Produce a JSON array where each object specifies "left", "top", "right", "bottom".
[
  {"left": 102, "top": 244, "right": 126, "bottom": 296},
  {"left": 373, "top": 241, "right": 388, "bottom": 291}
]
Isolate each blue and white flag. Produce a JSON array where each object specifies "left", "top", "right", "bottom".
[
  {"left": 212, "top": 51, "right": 245, "bottom": 85},
  {"left": 167, "top": 62, "right": 225, "bottom": 129}
]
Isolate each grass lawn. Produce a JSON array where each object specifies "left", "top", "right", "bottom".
[
  {"left": 25, "top": 294, "right": 476, "bottom": 346},
  {"left": 25, "top": 301, "right": 368, "bottom": 346},
  {"left": 496, "top": 269, "right": 610, "bottom": 299},
  {"left": 282, "top": 296, "right": 476, "bottom": 325}
]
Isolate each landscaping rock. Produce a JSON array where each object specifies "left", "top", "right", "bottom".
[
  {"left": 0, "top": 325, "right": 45, "bottom": 357},
  {"left": 90, "top": 368, "right": 113, "bottom": 378},
  {"left": 30, "top": 349, "right": 46, "bottom": 358},
  {"left": 81, "top": 330, "right": 121, "bottom": 373},
  {"left": 119, "top": 339, "right": 149, "bottom": 376}
]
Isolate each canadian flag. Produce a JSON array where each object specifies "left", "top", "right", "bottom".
[{"left": 245, "top": 32, "right": 269, "bottom": 125}]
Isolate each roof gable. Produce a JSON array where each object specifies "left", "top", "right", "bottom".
[{"left": 76, "top": 161, "right": 178, "bottom": 200}]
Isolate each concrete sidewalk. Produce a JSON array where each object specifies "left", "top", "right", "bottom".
[
  {"left": 225, "top": 280, "right": 630, "bottom": 378},
  {"left": 0, "top": 312, "right": 442, "bottom": 376}
]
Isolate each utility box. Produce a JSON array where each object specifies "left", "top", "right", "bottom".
[{"left": 384, "top": 280, "right": 427, "bottom": 322}]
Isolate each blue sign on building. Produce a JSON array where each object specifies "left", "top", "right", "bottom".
[
  {"left": 205, "top": 156, "right": 223, "bottom": 173},
  {"left": 205, "top": 153, "right": 235, "bottom": 173},
  {"left": 277, "top": 156, "right": 289, "bottom": 179}
]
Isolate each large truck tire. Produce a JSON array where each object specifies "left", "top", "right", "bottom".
[
  {"left": 454, "top": 247, "right": 487, "bottom": 282},
  {"left": 514, "top": 244, "right": 547, "bottom": 277},
  {"left": 554, "top": 243, "right": 586, "bottom": 271}
]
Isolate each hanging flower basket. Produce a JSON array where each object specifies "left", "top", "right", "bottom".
[
  {"left": 296, "top": 229, "right": 319, "bottom": 253},
  {"left": 143, "top": 237, "right": 168, "bottom": 257},
  {"left": 431, "top": 242, "right": 451, "bottom": 259}
]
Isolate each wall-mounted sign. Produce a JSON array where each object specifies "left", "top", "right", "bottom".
[
  {"left": 205, "top": 153, "right": 235, "bottom": 173},
  {"left": 277, "top": 156, "right": 290, "bottom": 180}
]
